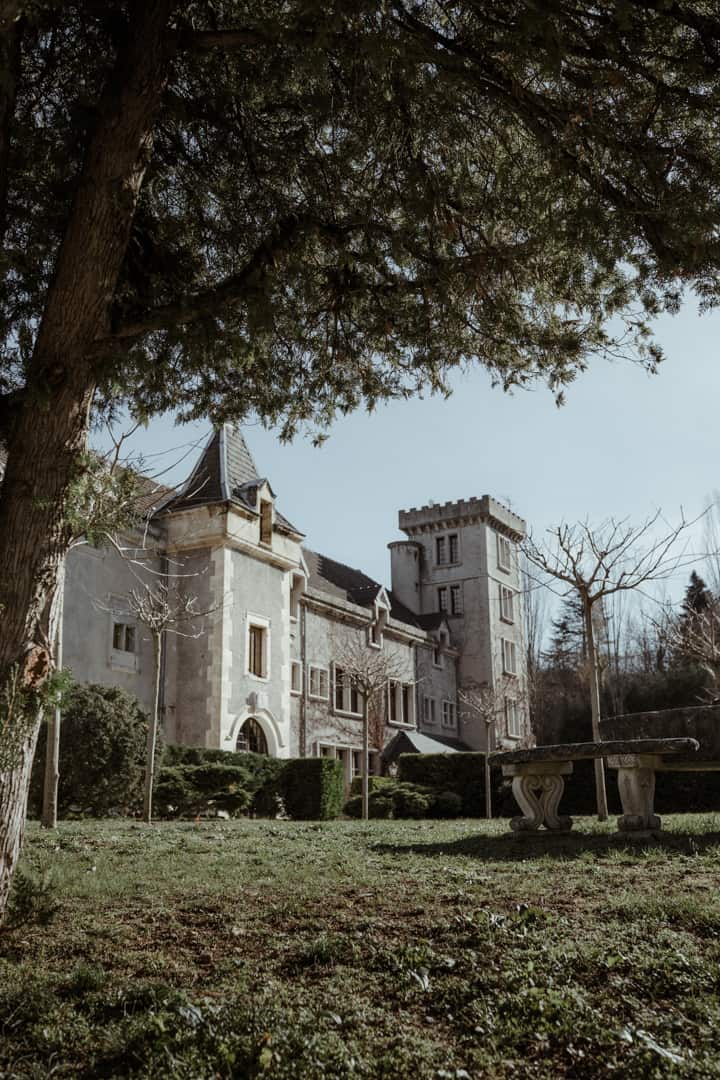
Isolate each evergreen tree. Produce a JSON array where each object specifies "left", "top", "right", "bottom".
[
  {"left": 6, "top": 0, "right": 720, "bottom": 918},
  {"left": 682, "top": 572, "right": 714, "bottom": 620}
]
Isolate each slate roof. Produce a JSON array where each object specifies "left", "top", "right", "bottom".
[
  {"left": 382, "top": 730, "right": 471, "bottom": 759},
  {"left": 302, "top": 547, "right": 435, "bottom": 633},
  {"left": 163, "top": 425, "right": 303, "bottom": 536}
]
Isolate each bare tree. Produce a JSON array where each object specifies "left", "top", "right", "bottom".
[
  {"left": 124, "top": 578, "right": 218, "bottom": 823},
  {"left": 661, "top": 596, "right": 720, "bottom": 700},
  {"left": 524, "top": 512, "right": 700, "bottom": 820},
  {"left": 330, "top": 631, "right": 409, "bottom": 820},
  {"left": 521, "top": 555, "right": 548, "bottom": 733},
  {"left": 40, "top": 426, "right": 164, "bottom": 829},
  {"left": 459, "top": 676, "right": 529, "bottom": 819}
]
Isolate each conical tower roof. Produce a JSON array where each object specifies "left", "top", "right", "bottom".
[
  {"left": 164, "top": 424, "right": 260, "bottom": 511},
  {"left": 163, "top": 424, "right": 304, "bottom": 537}
]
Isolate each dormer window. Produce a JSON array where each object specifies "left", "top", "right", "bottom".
[
  {"left": 260, "top": 499, "right": 272, "bottom": 545},
  {"left": 369, "top": 594, "right": 389, "bottom": 648}
]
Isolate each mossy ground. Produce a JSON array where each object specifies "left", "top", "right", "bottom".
[{"left": 2, "top": 815, "right": 720, "bottom": 1077}]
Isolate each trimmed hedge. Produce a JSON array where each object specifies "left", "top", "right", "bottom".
[
  {"left": 282, "top": 758, "right": 345, "bottom": 820},
  {"left": 397, "top": 752, "right": 493, "bottom": 816},
  {"left": 154, "top": 764, "right": 254, "bottom": 818},
  {"left": 157, "top": 748, "right": 345, "bottom": 821},
  {"left": 343, "top": 781, "right": 464, "bottom": 820}
]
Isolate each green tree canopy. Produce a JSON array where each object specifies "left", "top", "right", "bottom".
[{"left": 3, "top": 1, "right": 720, "bottom": 439}]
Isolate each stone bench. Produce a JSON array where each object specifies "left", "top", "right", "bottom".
[{"left": 490, "top": 737, "right": 699, "bottom": 834}]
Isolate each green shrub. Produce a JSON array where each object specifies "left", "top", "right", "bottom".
[
  {"left": 348, "top": 775, "right": 395, "bottom": 797},
  {"left": 343, "top": 794, "right": 363, "bottom": 818},
  {"left": 6, "top": 867, "right": 60, "bottom": 928},
  {"left": 281, "top": 758, "right": 344, "bottom": 820},
  {"left": 29, "top": 682, "right": 150, "bottom": 817},
  {"left": 368, "top": 794, "right": 394, "bottom": 818},
  {"left": 161, "top": 745, "right": 286, "bottom": 817},
  {"left": 397, "top": 752, "right": 496, "bottom": 816},
  {"left": 154, "top": 763, "right": 253, "bottom": 818},
  {"left": 430, "top": 790, "right": 464, "bottom": 818},
  {"left": 392, "top": 784, "right": 432, "bottom": 819}
]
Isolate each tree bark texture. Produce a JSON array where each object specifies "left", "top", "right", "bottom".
[
  {"left": 0, "top": 721, "right": 39, "bottom": 924},
  {"left": 0, "top": 0, "right": 175, "bottom": 920},
  {"left": 583, "top": 595, "right": 609, "bottom": 821}
]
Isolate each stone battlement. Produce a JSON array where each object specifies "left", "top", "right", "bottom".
[{"left": 398, "top": 495, "right": 525, "bottom": 539}]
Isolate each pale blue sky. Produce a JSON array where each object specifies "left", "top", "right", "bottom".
[{"left": 99, "top": 298, "right": 720, "bottom": 601}]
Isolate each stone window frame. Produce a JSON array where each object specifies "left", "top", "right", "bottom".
[
  {"left": 332, "top": 663, "right": 364, "bottom": 718},
  {"left": 441, "top": 700, "right": 457, "bottom": 728},
  {"left": 502, "top": 637, "right": 518, "bottom": 676},
  {"left": 505, "top": 696, "right": 521, "bottom": 739},
  {"left": 108, "top": 594, "right": 139, "bottom": 673},
  {"left": 246, "top": 612, "right": 271, "bottom": 681},
  {"left": 422, "top": 695, "right": 437, "bottom": 724},
  {"left": 308, "top": 664, "right": 329, "bottom": 701},
  {"left": 497, "top": 534, "right": 512, "bottom": 573},
  {"left": 290, "top": 659, "right": 302, "bottom": 695},
  {"left": 500, "top": 584, "right": 515, "bottom": 624}
]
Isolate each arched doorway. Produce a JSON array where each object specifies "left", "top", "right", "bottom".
[{"left": 235, "top": 716, "right": 268, "bottom": 755}]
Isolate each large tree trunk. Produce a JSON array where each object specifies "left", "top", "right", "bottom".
[
  {"left": 0, "top": 0, "right": 175, "bottom": 920},
  {"left": 0, "top": 723, "right": 40, "bottom": 923}
]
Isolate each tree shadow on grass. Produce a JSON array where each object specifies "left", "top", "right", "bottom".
[{"left": 370, "top": 824, "right": 720, "bottom": 863}]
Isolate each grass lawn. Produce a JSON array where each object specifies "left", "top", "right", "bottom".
[{"left": 2, "top": 816, "right": 720, "bottom": 1078}]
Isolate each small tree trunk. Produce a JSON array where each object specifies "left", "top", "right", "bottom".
[
  {"left": 583, "top": 595, "right": 608, "bottom": 821},
  {"left": 41, "top": 566, "right": 65, "bottom": 829},
  {"left": 142, "top": 631, "right": 163, "bottom": 824},
  {"left": 484, "top": 720, "right": 493, "bottom": 819},
  {"left": 0, "top": 722, "right": 41, "bottom": 923},
  {"left": 362, "top": 700, "right": 370, "bottom": 821}
]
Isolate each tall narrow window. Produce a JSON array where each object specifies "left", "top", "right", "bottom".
[
  {"left": 450, "top": 585, "right": 463, "bottom": 615},
  {"left": 291, "top": 660, "right": 302, "bottom": 694},
  {"left": 260, "top": 499, "right": 273, "bottom": 544},
  {"left": 248, "top": 624, "right": 267, "bottom": 677},
  {"left": 505, "top": 698, "right": 521, "bottom": 738},
  {"left": 402, "top": 684, "right": 411, "bottom": 726},
  {"left": 436, "top": 536, "right": 447, "bottom": 565},
  {"left": 388, "top": 681, "right": 400, "bottom": 724},
  {"left": 448, "top": 534, "right": 459, "bottom": 564},
  {"left": 335, "top": 666, "right": 346, "bottom": 711},
  {"left": 309, "top": 666, "right": 329, "bottom": 699},
  {"left": 500, "top": 585, "right": 515, "bottom": 623},
  {"left": 502, "top": 638, "right": 517, "bottom": 676},
  {"left": 497, "top": 534, "right": 511, "bottom": 572},
  {"left": 438, "top": 586, "right": 448, "bottom": 613}
]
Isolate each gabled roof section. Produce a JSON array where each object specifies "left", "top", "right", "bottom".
[
  {"left": 382, "top": 730, "right": 471, "bottom": 759},
  {"left": 303, "top": 548, "right": 382, "bottom": 607},
  {"left": 303, "top": 549, "right": 428, "bottom": 632}
]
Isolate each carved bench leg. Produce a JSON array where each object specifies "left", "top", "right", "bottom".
[
  {"left": 616, "top": 766, "right": 660, "bottom": 833},
  {"left": 510, "top": 773, "right": 572, "bottom": 833}
]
